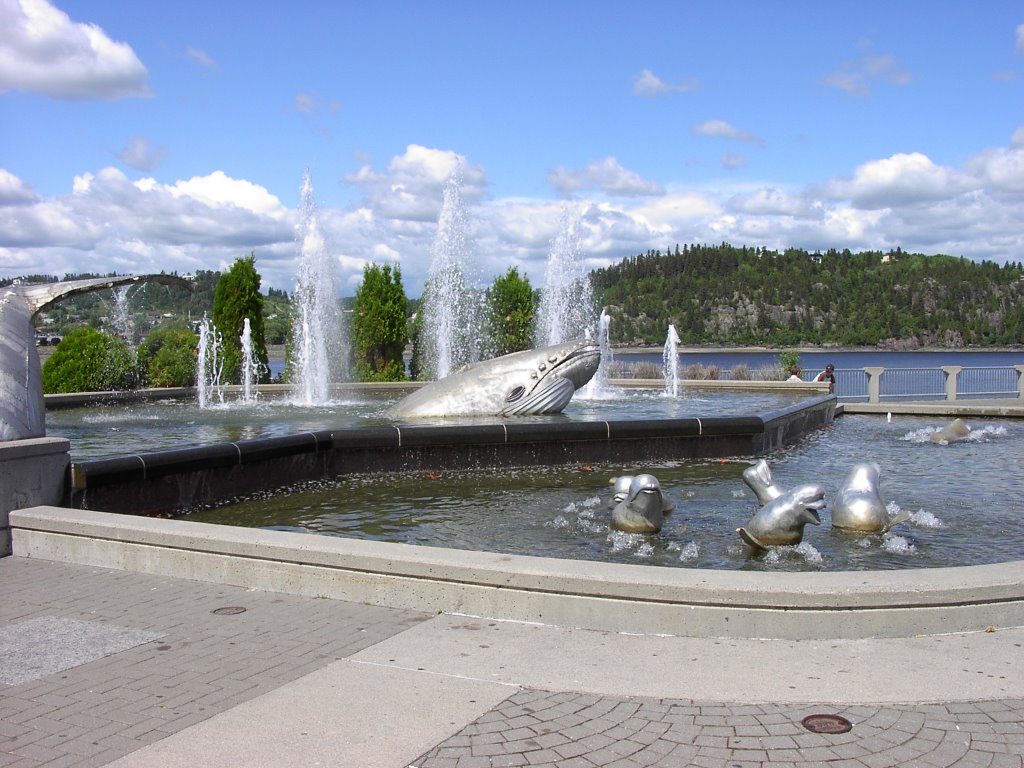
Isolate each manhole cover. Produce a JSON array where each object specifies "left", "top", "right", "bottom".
[
  {"left": 801, "top": 714, "right": 853, "bottom": 734},
  {"left": 211, "top": 606, "right": 247, "bottom": 615}
]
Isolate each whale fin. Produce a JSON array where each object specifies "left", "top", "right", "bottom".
[
  {"left": 737, "top": 527, "right": 767, "bottom": 550},
  {"left": 881, "top": 509, "right": 912, "bottom": 534}
]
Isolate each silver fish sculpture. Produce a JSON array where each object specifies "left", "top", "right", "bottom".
[
  {"left": 610, "top": 474, "right": 667, "bottom": 533},
  {"left": 831, "top": 462, "right": 910, "bottom": 533},
  {"left": 737, "top": 484, "right": 825, "bottom": 549},
  {"left": 741, "top": 459, "right": 786, "bottom": 507}
]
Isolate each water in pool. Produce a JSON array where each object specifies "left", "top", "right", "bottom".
[{"left": 184, "top": 413, "right": 1024, "bottom": 572}]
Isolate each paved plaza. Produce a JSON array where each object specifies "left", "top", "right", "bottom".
[{"left": 1, "top": 556, "right": 1021, "bottom": 768}]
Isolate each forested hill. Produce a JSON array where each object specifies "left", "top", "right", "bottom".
[{"left": 592, "top": 244, "right": 1024, "bottom": 348}]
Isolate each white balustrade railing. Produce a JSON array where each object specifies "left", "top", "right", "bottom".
[{"left": 836, "top": 364, "right": 1024, "bottom": 402}]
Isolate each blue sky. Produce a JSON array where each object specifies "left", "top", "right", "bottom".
[{"left": 1, "top": 1, "right": 1022, "bottom": 296}]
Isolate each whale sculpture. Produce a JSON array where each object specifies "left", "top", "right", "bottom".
[
  {"left": 609, "top": 475, "right": 675, "bottom": 514},
  {"left": 930, "top": 417, "right": 972, "bottom": 444},
  {"left": 737, "top": 484, "right": 825, "bottom": 549},
  {"left": 831, "top": 461, "right": 910, "bottom": 533},
  {"left": 610, "top": 473, "right": 667, "bottom": 533},
  {"left": 1, "top": 275, "right": 189, "bottom": 441},
  {"left": 388, "top": 339, "right": 601, "bottom": 418},
  {"left": 741, "top": 459, "right": 786, "bottom": 507}
]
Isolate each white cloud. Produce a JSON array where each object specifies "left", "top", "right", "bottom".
[
  {"left": 185, "top": 46, "right": 217, "bottom": 70},
  {"left": 821, "top": 45, "right": 911, "bottom": 96},
  {"left": 692, "top": 120, "right": 765, "bottom": 147},
  {"left": 3, "top": 136, "right": 1024, "bottom": 297},
  {"left": 0, "top": 0, "right": 151, "bottom": 99},
  {"left": 547, "top": 157, "right": 665, "bottom": 197},
  {"left": 632, "top": 68, "right": 697, "bottom": 97},
  {"left": 0, "top": 169, "right": 39, "bottom": 205},
  {"left": 344, "top": 144, "right": 487, "bottom": 223},
  {"left": 1012, "top": 127, "right": 1024, "bottom": 148},
  {"left": 720, "top": 153, "right": 747, "bottom": 171},
  {"left": 118, "top": 136, "right": 167, "bottom": 173},
  {"left": 827, "top": 152, "right": 969, "bottom": 208}
]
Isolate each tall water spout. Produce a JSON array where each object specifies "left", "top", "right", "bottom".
[
  {"left": 197, "top": 316, "right": 224, "bottom": 408},
  {"left": 290, "top": 171, "right": 345, "bottom": 404},
  {"left": 420, "top": 169, "right": 482, "bottom": 379},
  {"left": 111, "top": 285, "right": 135, "bottom": 346},
  {"left": 239, "top": 317, "right": 261, "bottom": 403},
  {"left": 663, "top": 324, "right": 681, "bottom": 397},
  {"left": 580, "top": 309, "right": 613, "bottom": 399},
  {"left": 535, "top": 204, "right": 596, "bottom": 347}
]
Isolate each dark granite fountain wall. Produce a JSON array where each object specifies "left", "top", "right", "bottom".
[{"left": 67, "top": 396, "right": 835, "bottom": 516}]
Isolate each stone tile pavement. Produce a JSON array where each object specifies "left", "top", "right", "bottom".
[
  {"left": 2, "top": 556, "right": 1022, "bottom": 768},
  {"left": 409, "top": 690, "right": 1024, "bottom": 768}
]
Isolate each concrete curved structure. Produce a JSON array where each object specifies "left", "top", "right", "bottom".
[{"left": 0, "top": 275, "right": 189, "bottom": 441}]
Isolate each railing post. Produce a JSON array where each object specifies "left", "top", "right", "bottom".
[
  {"left": 942, "top": 366, "right": 962, "bottom": 401},
  {"left": 1016, "top": 365, "right": 1024, "bottom": 399},
  {"left": 864, "top": 367, "right": 884, "bottom": 403}
]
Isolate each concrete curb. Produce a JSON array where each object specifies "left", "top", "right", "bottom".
[{"left": 11, "top": 506, "right": 1023, "bottom": 641}]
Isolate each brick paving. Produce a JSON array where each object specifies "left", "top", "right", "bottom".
[
  {"left": 2, "top": 556, "right": 1022, "bottom": 768},
  {"left": 409, "top": 689, "right": 1024, "bottom": 768},
  {"left": 0, "top": 557, "right": 429, "bottom": 768}
]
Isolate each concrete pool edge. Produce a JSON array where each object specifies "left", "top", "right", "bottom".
[{"left": 11, "top": 505, "right": 1023, "bottom": 641}]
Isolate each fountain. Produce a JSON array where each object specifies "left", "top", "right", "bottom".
[
  {"left": 579, "top": 309, "right": 613, "bottom": 399},
  {"left": 239, "top": 318, "right": 262, "bottom": 403},
  {"left": 419, "top": 168, "right": 482, "bottom": 379},
  {"left": 534, "top": 204, "right": 596, "bottom": 347},
  {"left": 663, "top": 324, "right": 681, "bottom": 397},
  {"left": 110, "top": 285, "right": 135, "bottom": 345},
  {"left": 289, "top": 170, "right": 346, "bottom": 403},
  {"left": 196, "top": 316, "right": 224, "bottom": 409}
]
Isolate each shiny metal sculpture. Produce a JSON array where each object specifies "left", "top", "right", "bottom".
[
  {"left": 741, "top": 459, "right": 786, "bottom": 506},
  {"left": 1, "top": 275, "right": 189, "bottom": 441},
  {"left": 610, "top": 473, "right": 667, "bottom": 533},
  {"left": 609, "top": 475, "right": 675, "bottom": 514},
  {"left": 831, "top": 462, "right": 909, "bottom": 533},
  {"left": 930, "top": 417, "right": 972, "bottom": 444},
  {"left": 388, "top": 339, "right": 601, "bottom": 418},
  {"left": 737, "top": 484, "right": 825, "bottom": 549}
]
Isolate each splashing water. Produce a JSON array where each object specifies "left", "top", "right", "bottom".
[
  {"left": 290, "top": 171, "right": 345, "bottom": 404},
  {"left": 196, "top": 316, "right": 224, "bottom": 409},
  {"left": 239, "top": 318, "right": 264, "bottom": 403},
  {"left": 910, "top": 510, "right": 945, "bottom": 528},
  {"left": 579, "top": 309, "right": 613, "bottom": 399},
  {"left": 420, "top": 168, "right": 482, "bottom": 379},
  {"left": 663, "top": 324, "right": 681, "bottom": 397},
  {"left": 534, "top": 204, "right": 596, "bottom": 347},
  {"left": 111, "top": 285, "right": 135, "bottom": 346}
]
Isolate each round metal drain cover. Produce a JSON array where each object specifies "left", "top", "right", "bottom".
[
  {"left": 801, "top": 714, "right": 853, "bottom": 734},
  {"left": 212, "top": 606, "right": 247, "bottom": 615}
]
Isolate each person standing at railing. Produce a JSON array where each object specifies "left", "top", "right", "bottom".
[
  {"left": 787, "top": 366, "right": 802, "bottom": 382},
  {"left": 815, "top": 363, "right": 836, "bottom": 393}
]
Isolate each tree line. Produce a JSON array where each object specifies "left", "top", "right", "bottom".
[{"left": 592, "top": 244, "right": 1024, "bottom": 347}]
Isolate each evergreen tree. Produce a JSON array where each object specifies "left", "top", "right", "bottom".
[
  {"left": 352, "top": 263, "right": 409, "bottom": 381},
  {"left": 211, "top": 254, "right": 269, "bottom": 384},
  {"left": 483, "top": 267, "right": 535, "bottom": 357}
]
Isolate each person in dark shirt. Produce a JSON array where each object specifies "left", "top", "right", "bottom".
[{"left": 815, "top": 363, "right": 835, "bottom": 393}]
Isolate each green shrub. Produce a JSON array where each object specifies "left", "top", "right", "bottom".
[
  {"left": 42, "top": 327, "right": 138, "bottom": 393},
  {"left": 137, "top": 328, "right": 198, "bottom": 387}
]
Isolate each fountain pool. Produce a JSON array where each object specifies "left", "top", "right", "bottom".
[
  {"left": 46, "top": 387, "right": 809, "bottom": 460},
  {"left": 181, "top": 412, "right": 1023, "bottom": 572}
]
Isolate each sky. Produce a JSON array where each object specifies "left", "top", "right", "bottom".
[{"left": 1, "top": 0, "right": 1023, "bottom": 298}]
